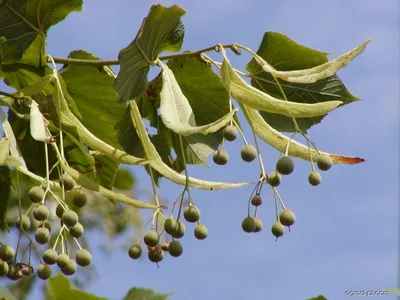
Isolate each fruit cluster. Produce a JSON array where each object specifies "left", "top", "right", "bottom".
[{"left": 0, "top": 173, "right": 92, "bottom": 281}]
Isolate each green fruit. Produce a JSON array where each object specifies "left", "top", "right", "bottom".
[
  {"left": 128, "top": 244, "right": 142, "bottom": 259},
  {"left": 43, "top": 249, "right": 58, "bottom": 265},
  {"left": 69, "top": 223, "right": 84, "bottom": 238},
  {"left": 170, "top": 221, "right": 186, "bottom": 239},
  {"left": 35, "top": 228, "right": 50, "bottom": 244},
  {"left": 7, "top": 264, "right": 22, "bottom": 281},
  {"left": 143, "top": 230, "right": 159, "bottom": 247},
  {"left": 308, "top": 171, "right": 322, "bottom": 186},
  {"left": 271, "top": 221, "right": 285, "bottom": 238},
  {"left": 316, "top": 155, "right": 333, "bottom": 171},
  {"left": 0, "top": 245, "right": 15, "bottom": 262},
  {"left": 16, "top": 215, "right": 30, "bottom": 231},
  {"left": 183, "top": 205, "right": 200, "bottom": 223},
  {"left": 32, "top": 204, "right": 49, "bottom": 221},
  {"left": 251, "top": 195, "right": 262, "bottom": 206},
  {"left": 57, "top": 253, "right": 70, "bottom": 269},
  {"left": 0, "top": 260, "right": 9, "bottom": 276},
  {"left": 194, "top": 224, "right": 208, "bottom": 240},
  {"left": 21, "top": 265, "right": 33, "bottom": 276},
  {"left": 75, "top": 248, "right": 92, "bottom": 267},
  {"left": 279, "top": 209, "right": 296, "bottom": 227},
  {"left": 222, "top": 125, "right": 238, "bottom": 141},
  {"left": 213, "top": 150, "right": 229, "bottom": 165},
  {"left": 28, "top": 186, "right": 44, "bottom": 203},
  {"left": 268, "top": 171, "right": 281, "bottom": 187},
  {"left": 276, "top": 156, "right": 295, "bottom": 175},
  {"left": 161, "top": 243, "right": 169, "bottom": 251},
  {"left": 148, "top": 247, "right": 163, "bottom": 263},
  {"left": 168, "top": 241, "right": 183, "bottom": 257},
  {"left": 240, "top": 144, "right": 257, "bottom": 162},
  {"left": 61, "top": 173, "right": 76, "bottom": 190},
  {"left": 62, "top": 210, "right": 79, "bottom": 227},
  {"left": 72, "top": 190, "right": 88, "bottom": 207},
  {"left": 43, "top": 221, "right": 52, "bottom": 232},
  {"left": 37, "top": 264, "right": 51, "bottom": 280},
  {"left": 55, "top": 204, "right": 65, "bottom": 219},
  {"left": 241, "top": 217, "right": 257, "bottom": 233},
  {"left": 164, "top": 218, "right": 178, "bottom": 235},
  {"left": 61, "top": 259, "right": 77, "bottom": 276},
  {"left": 253, "top": 217, "right": 263, "bottom": 232}
]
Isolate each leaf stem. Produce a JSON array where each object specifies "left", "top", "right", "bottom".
[{"left": 49, "top": 44, "right": 240, "bottom": 66}]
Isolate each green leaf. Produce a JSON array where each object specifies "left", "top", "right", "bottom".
[
  {"left": 59, "top": 50, "right": 126, "bottom": 147},
  {"left": 48, "top": 273, "right": 107, "bottom": 300},
  {"left": 0, "top": 166, "right": 11, "bottom": 231},
  {"left": 122, "top": 287, "right": 172, "bottom": 300},
  {"left": 167, "top": 57, "right": 230, "bottom": 166},
  {"left": 159, "top": 61, "right": 236, "bottom": 136},
  {"left": 114, "top": 4, "right": 186, "bottom": 103},
  {"left": 307, "top": 295, "right": 328, "bottom": 300},
  {"left": 246, "top": 32, "right": 359, "bottom": 132},
  {"left": 0, "top": 0, "right": 82, "bottom": 63},
  {"left": 113, "top": 168, "right": 135, "bottom": 190}
]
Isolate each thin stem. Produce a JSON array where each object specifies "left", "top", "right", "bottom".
[{"left": 49, "top": 44, "right": 240, "bottom": 66}]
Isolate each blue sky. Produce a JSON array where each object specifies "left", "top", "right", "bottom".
[{"left": 2, "top": 0, "right": 399, "bottom": 299}]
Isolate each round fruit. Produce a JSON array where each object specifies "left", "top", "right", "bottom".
[
  {"left": 72, "top": 190, "right": 88, "bottom": 207},
  {"left": 61, "top": 173, "right": 76, "bottom": 190},
  {"left": 75, "top": 249, "right": 92, "bottom": 267},
  {"left": 213, "top": 150, "right": 229, "bottom": 165},
  {"left": 240, "top": 144, "right": 257, "bottom": 162},
  {"left": 148, "top": 247, "right": 163, "bottom": 263},
  {"left": 143, "top": 230, "right": 159, "bottom": 247},
  {"left": 55, "top": 204, "right": 65, "bottom": 219},
  {"left": 183, "top": 205, "right": 200, "bottom": 223},
  {"left": 0, "top": 260, "right": 9, "bottom": 276},
  {"left": 128, "top": 244, "right": 142, "bottom": 259},
  {"left": 57, "top": 253, "right": 70, "bottom": 269},
  {"left": 161, "top": 243, "right": 169, "bottom": 251},
  {"left": 253, "top": 217, "right": 263, "bottom": 232},
  {"left": 35, "top": 228, "right": 50, "bottom": 244},
  {"left": 0, "top": 244, "right": 15, "bottom": 262},
  {"left": 32, "top": 205, "right": 49, "bottom": 221},
  {"left": 222, "top": 125, "right": 238, "bottom": 141},
  {"left": 279, "top": 209, "right": 296, "bottom": 227},
  {"left": 168, "top": 241, "right": 183, "bottom": 257},
  {"left": 164, "top": 218, "right": 178, "bottom": 235},
  {"left": 316, "top": 155, "right": 333, "bottom": 171},
  {"left": 28, "top": 186, "right": 44, "bottom": 203},
  {"left": 43, "top": 249, "right": 58, "bottom": 265},
  {"left": 194, "top": 224, "right": 208, "bottom": 240},
  {"left": 62, "top": 210, "right": 79, "bottom": 227},
  {"left": 251, "top": 195, "right": 262, "bottom": 206},
  {"left": 62, "top": 259, "right": 77, "bottom": 276},
  {"left": 271, "top": 221, "right": 285, "bottom": 238},
  {"left": 268, "top": 171, "right": 281, "bottom": 187},
  {"left": 69, "top": 223, "right": 84, "bottom": 238},
  {"left": 170, "top": 221, "right": 186, "bottom": 239},
  {"left": 308, "top": 171, "right": 322, "bottom": 186},
  {"left": 21, "top": 265, "right": 33, "bottom": 276},
  {"left": 276, "top": 156, "right": 295, "bottom": 175},
  {"left": 37, "top": 264, "right": 51, "bottom": 280},
  {"left": 16, "top": 215, "right": 30, "bottom": 231},
  {"left": 241, "top": 217, "right": 257, "bottom": 233},
  {"left": 7, "top": 264, "right": 21, "bottom": 281}
]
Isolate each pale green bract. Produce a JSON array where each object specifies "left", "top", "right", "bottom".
[
  {"left": 240, "top": 103, "right": 364, "bottom": 165},
  {"left": 219, "top": 49, "right": 343, "bottom": 118},
  {"left": 255, "top": 39, "right": 371, "bottom": 83},
  {"left": 159, "top": 61, "right": 237, "bottom": 136},
  {"left": 129, "top": 100, "right": 251, "bottom": 190}
]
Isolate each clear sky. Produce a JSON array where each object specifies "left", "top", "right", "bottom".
[{"left": 2, "top": 0, "right": 399, "bottom": 299}]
